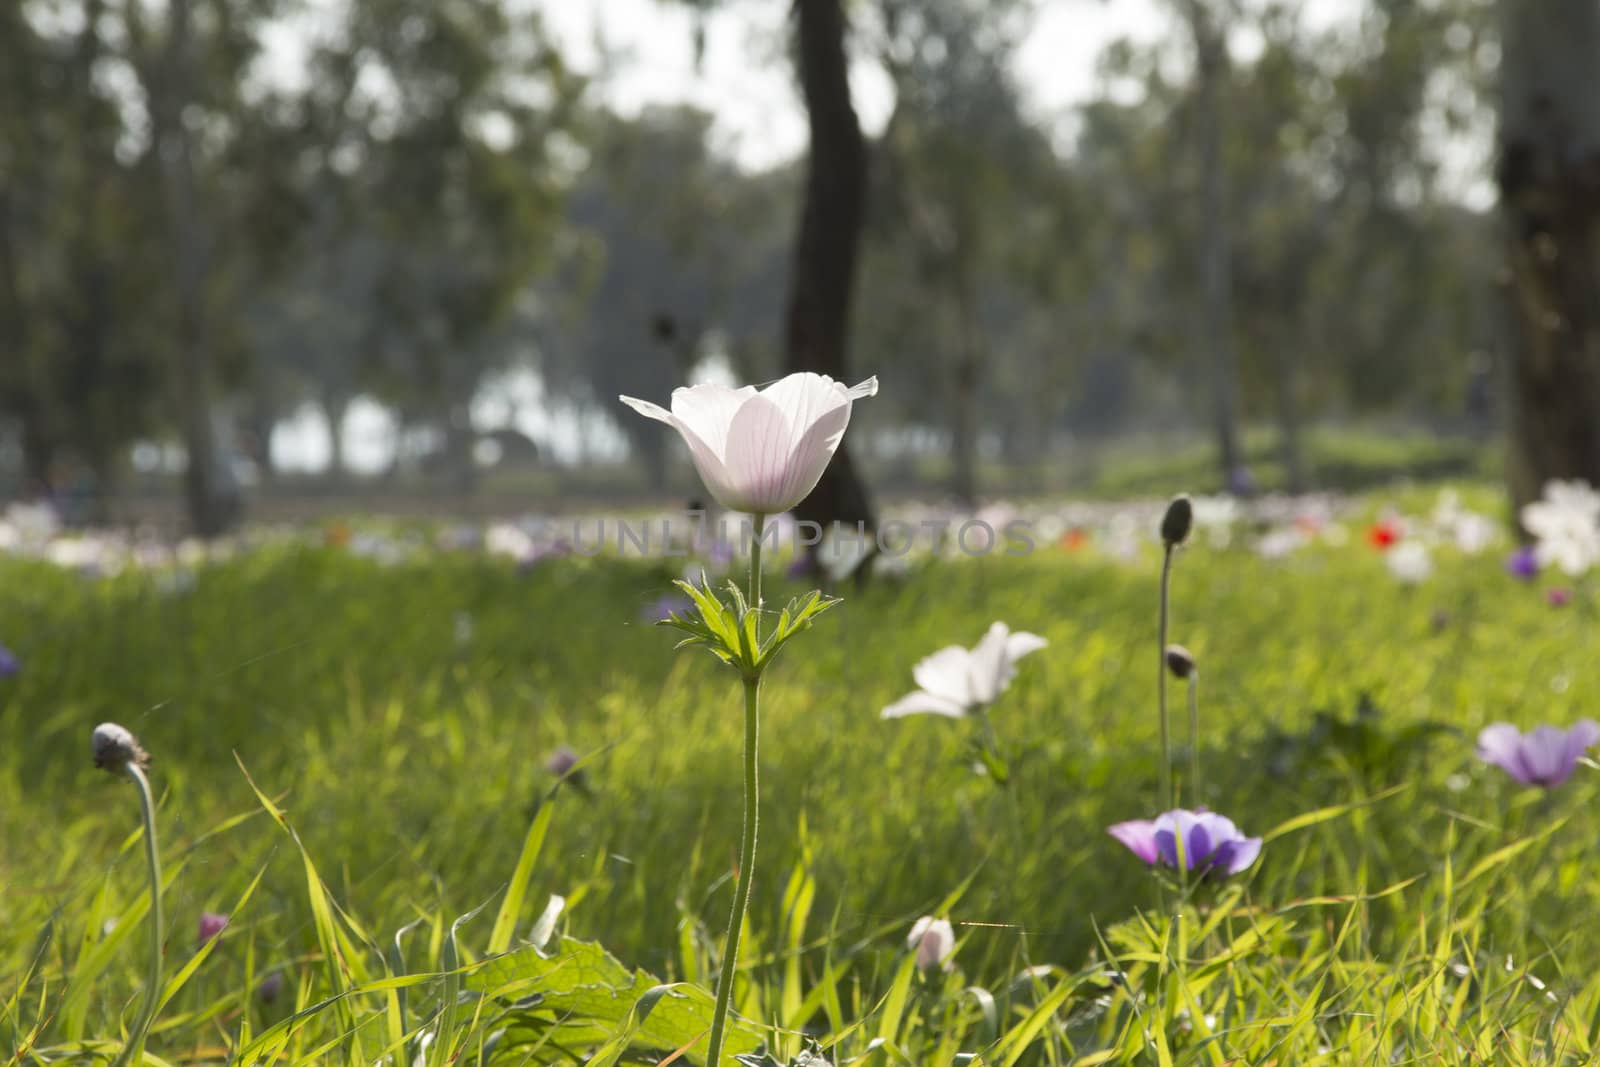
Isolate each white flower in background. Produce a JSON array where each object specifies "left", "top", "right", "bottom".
[
  {"left": 1433, "top": 489, "right": 1499, "bottom": 555},
  {"left": 906, "top": 916, "right": 955, "bottom": 972},
  {"left": 1450, "top": 511, "right": 1498, "bottom": 555},
  {"left": 486, "top": 522, "right": 534, "bottom": 562},
  {"left": 1104, "top": 512, "right": 1142, "bottom": 561},
  {"left": 3, "top": 501, "right": 59, "bottom": 552},
  {"left": 881, "top": 621, "right": 1047, "bottom": 718},
  {"left": 620, "top": 373, "right": 878, "bottom": 515},
  {"left": 1520, "top": 479, "right": 1600, "bottom": 576},
  {"left": 1190, "top": 495, "right": 1240, "bottom": 548},
  {"left": 1387, "top": 541, "right": 1433, "bottom": 584},
  {"left": 1254, "top": 526, "right": 1305, "bottom": 560}
]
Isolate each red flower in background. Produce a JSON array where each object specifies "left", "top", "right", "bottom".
[{"left": 1367, "top": 521, "right": 1400, "bottom": 550}]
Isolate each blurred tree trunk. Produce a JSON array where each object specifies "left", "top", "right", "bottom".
[
  {"left": 950, "top": 278, "right": 980, "bottom": 507},
  {"left": 1274, "top": 339, "right": 1305, "bottom": 493},
  {"left": 321, "top": 389, "right": 348, "bottom": 480},
  {"left": 152, "top": 0, "right": 225, "bottom": 536},
  {"left": 784, "top": 0, "right": 875, "bottom": 537},
  {"left": 1498, "top": 0, "right": 1600, "bottom": 510},
  {"left": 1187, "top": 2, "right": 1244, "bottom": 489}
]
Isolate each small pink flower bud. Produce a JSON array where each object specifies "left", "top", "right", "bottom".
[{"left": 198, "top": 912, "right": 229, "bottom": 944}]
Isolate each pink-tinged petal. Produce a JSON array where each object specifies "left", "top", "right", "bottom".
[
  {"left": 668, "top": 383, "right": 758, "bottom": 459},
  {"left": 1004, "top": 631, "right": 1048, "bottom": 662},
  {"left": 881, "top": 689, "right": 969, "bottom": 719},
  {"left": 912, "top": 646, "right": 976, "bottom": 706},
  {"left": 721, "top": 395, "right": 797, "bottom": 513},
  {"left": 620, "top": 394, "right": 741, "bottom": 511},
  {"left": 1108, "top": 820, "right": 1160, "bottom": 864},
  {"left": 769, "top": 400, "right": 853, "bottom": 514},
  {"left": 1476, "top": 723, "right": 1528, "bottom": 781},
  {"left": 758, "top": 373, "right": 850, "bottom": 447}
]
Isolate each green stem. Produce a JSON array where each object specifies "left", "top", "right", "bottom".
[
  {"left": 1158, "top": 545, "right": 1175, "bottom": 813},
  {"left": 1186, "top": 673, "right": 1201, "bottom": 805},
  {"left": 706, "top": 514, "right": 765, "bottom": 1066},
  {"left": 113, "top": 763, "right": 163, "bottom": 1067}
]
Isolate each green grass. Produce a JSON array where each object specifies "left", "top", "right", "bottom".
[{"left": 3, "top": 485, "right": 1599, "bottom": 1064}]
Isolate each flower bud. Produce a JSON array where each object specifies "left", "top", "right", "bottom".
[
  {"left": 92, "top": 722, "right": 150, "bottom": 774},
  {"left": 1164, "top": 644, "right": 1196, "bottom": 679},
  {"left": 1160, "top": 494, "right": 1193, "bottom": 547},
  {"left": 257, "top": 970, "right": 284, "bottom": 1004},
  {"left": 906, "top": 916, "right": 955, "bottom": 972},
  {"left": 198, "top": 912, "right": 229, "bottom": 944}
]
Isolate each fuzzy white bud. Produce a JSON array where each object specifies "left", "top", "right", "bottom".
[{"left": 92, "top": 722, "right": 150, "bottom": 774}]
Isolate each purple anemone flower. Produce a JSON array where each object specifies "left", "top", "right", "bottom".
[
  {"left": 0, "top": 644, "right": 17, "bottom": 679},
  {"left": 198, "top": 911, "right": 229, "bottom": 944},
  {"left": 1477, "top": 721, "right": 1600, "bottom": 788},
  {"left": 545, "top": 745, "right": 580, "bottom": 779},
  {"left": 1108, "top": 809, "right": 1262, "bottom": 877},
  {"left": 1505, "top": 545, "right": 1539, "bottom": 581}
]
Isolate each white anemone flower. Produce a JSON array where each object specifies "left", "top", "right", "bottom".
[
  {"left": 1520, "top": 479, "right": 1600, "bottom": 576},
  {"left": 881, "top": 621, "right": 1047, "bottom": 719},
  {"left": 620, "top": 373, "right": 878, "bottom": 515},
  {"left": 1190, "top": 495, "right": 1240, "bottom": 548},
  {"left": 1387, "top": 541, "right": 1433, "bottom": 584}
]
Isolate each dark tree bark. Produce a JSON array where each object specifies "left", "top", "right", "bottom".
[
  {"left": 950, "top": 278, "right": 980, "bottom": 508},
  {"left": 1498, "top": 0, "right": 1600, "bottom": 511},
  {"left": 784, "top": 0, "right": 875, "bottom": 537},
  {"left": 321, "top": 388, "right": 349, "bottom": 480},
  {"left": 1186, "top": 2, "right": 1244, "bottom": 489},
  {"left": 153, "top": 0, "right": 227, "bottom": 536}
]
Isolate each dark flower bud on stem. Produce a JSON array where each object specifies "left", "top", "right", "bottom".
[
  {"left": 1161, "top": 494, "right": 1194, "bottom": 547},
  {"left": 1164, "top": 644, "right": 1196, "bottom": 679}
]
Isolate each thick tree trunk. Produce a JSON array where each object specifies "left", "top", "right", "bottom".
[
  {"left": 1188, "top": 5, "right": 1244, "bottom": 489},
  {"left": 784, "top": 0, "right": 875, "bottom": 537},
  {"left": 155, "top": 0, "right": 226, "bottom": 536},
  {"left": 1498, "top": 0, "right": 1600, "bottom": 511}
]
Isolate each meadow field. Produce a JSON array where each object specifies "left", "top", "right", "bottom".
[{"left": 5, "top": 483, "right": 1600, "bottom": 1064}]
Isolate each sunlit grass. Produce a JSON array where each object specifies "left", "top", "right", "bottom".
[{"left": 2, "top": 488, "right": 1597, "bottom": 1063}]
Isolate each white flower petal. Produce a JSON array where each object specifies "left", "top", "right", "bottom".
[
  {"left": 846, "top": 376, "right": 880, "bottom": 400},
  {"left": 968, "top": 622, "right": 1014, "bottom": 705},
  {"left": 669, "top": 384, "right": 757, "bottom": 460},
  {"left": 619, "top": 394, "right": 740, "bottom": 511},
  {"left": 912, "top": 646, "right": 976, "bottom": 706},
  {"left": 771, "top": 401, "right": 853, "bottom": 514},
  {"left": 721, "top": 395, "right": 796, "bottom": 513},
  {"left": 881, "top": 690, "right": 969, "bottom": 719},
  {"left": 1004, "top": 631, "right": 1048, "bottom": 662}
]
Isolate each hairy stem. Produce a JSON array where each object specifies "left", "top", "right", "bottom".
[
  {"left": 113, "top": 763, "right": 163, "bottom": 1067},
  {"left": 706, "top": 514, "right": 765, "bottom": 1065},
  {"left": 1186, "top": 672, "right": 1201, "bottom": 804},
  {"left": 1158, "top": 545, "right": 1175, "bottom": 813}
]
